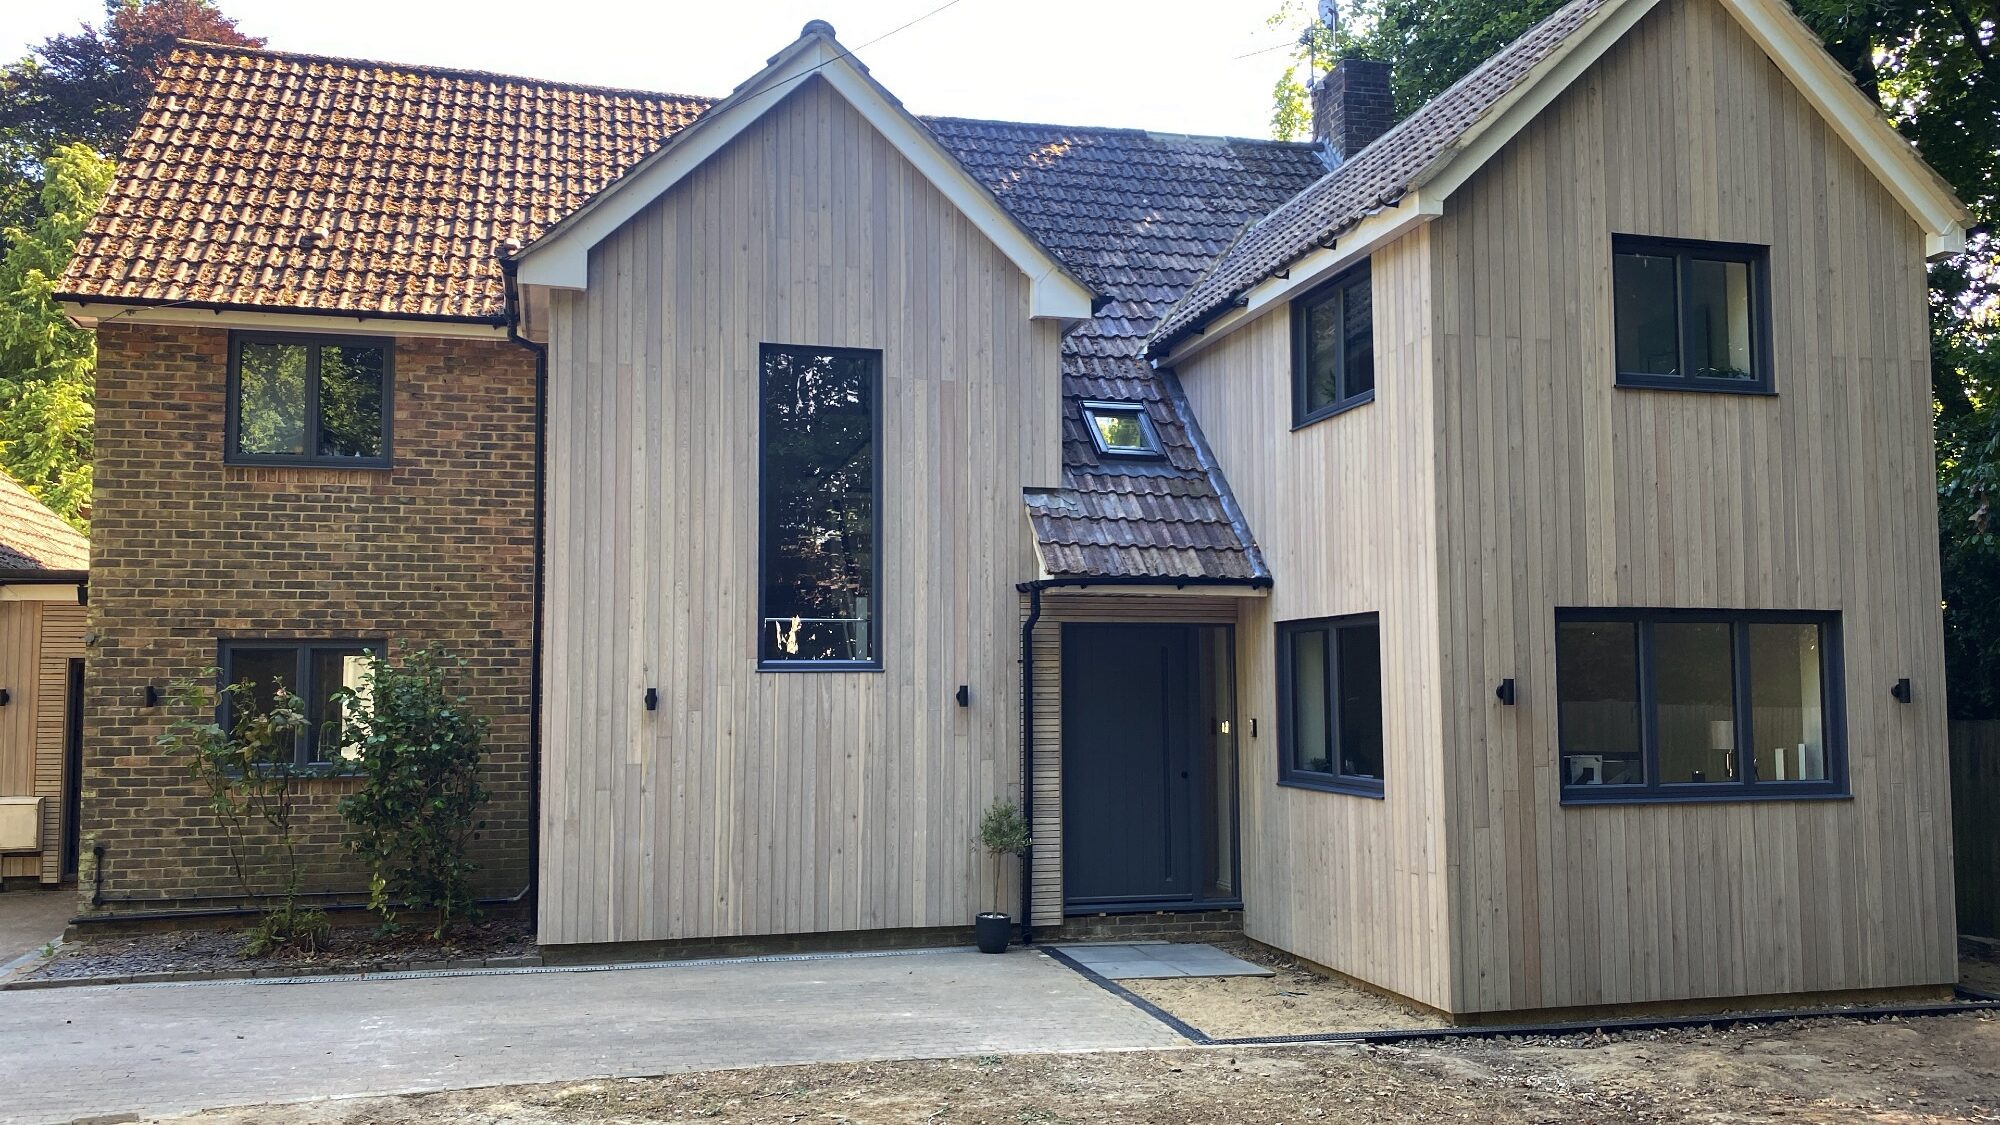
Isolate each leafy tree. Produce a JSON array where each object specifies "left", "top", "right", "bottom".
[
  {"left": 1270, "top": 0, "right": 2000, "bottom": 718},
  {"left": 0, "top": 143, "right": 111, "bottom": 525},
  {"left": 1, "top": 0, "right": 261, "bottom": 243}
]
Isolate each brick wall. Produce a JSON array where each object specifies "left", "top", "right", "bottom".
[{"left": 81, "top": 322, "right": 538, "bottom": 912}]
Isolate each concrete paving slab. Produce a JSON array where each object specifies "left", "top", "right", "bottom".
[
  {"left": 1057, "top": 942, "right": 1273, "bottom": 980},
  {"left": 0, "top": 889, "right": 71, "bottom": 980},
  {"left": 0, "top": 946, "right": 1184, "bottom": 1124}
]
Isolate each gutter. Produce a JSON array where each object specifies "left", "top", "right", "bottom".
[
  {"left": 0, "top": 570, "right": 88, "bottom": 603},
  {"left": 1011, "top": 570, "right": 1271, "bottom": 944}
]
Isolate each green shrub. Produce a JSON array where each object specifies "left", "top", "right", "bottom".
[
  {"left": 157, "top": 672, "right": 328, "bottom": 956},
  {"left": 335, "top": 648, "right": 491, "bottom": 939}
]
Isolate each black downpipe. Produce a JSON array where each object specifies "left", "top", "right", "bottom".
[
  {"left": 502, "top": 256, "right": 549, "bottom": 922},
  {"left": 1018, "top": 583, "right": 1044, "bottom": 945}
]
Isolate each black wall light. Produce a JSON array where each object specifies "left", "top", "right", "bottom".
[
  {"left": 955, "top": 685, "right": 970, "bottom": 707},
  {"left": 143, "top": 684, "right": 160, "bottom": 708},
  {"left": 1495, "top": 678, "right": 1517, "bottom": 706},
  {"left": 0, "top": 689, "right": 11, "bottom": 707},
  {"left": 1891, "top": 678, "right": 1913, "bottom": 704},
  {"left": 643, "top": 687, "right": 659, "bottom": 711}
]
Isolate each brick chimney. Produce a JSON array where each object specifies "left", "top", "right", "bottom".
[{"left": 1312, "top": 57, "right": 1394, "bottom": 166}]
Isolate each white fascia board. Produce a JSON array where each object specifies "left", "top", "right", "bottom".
[
  {"left": 61, "top": 302, "right": 509, "bottom": 339},
  {"left": 1162, "top": 193, "right": 1442, "bottom": 365},
  {"left": 514, "top": 38, "right": 1093, "bottom": 320},
  {"left": 0, "top": 583, "right": 83, "bottom": 602},
  {"left": 1716, "top": 0, "right": 1969, "bottom": 257}
]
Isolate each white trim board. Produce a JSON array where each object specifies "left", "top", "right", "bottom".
[
  {"left": 514, "top": 26, "right": 1095, "bottom": 321},
  {"left": 61, "top": 303, "right": 511, "bottom": 340}
]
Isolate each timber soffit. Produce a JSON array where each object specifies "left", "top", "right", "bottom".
[{"left": 1148, "top": 0, "right": 1973, "bottom": 358}]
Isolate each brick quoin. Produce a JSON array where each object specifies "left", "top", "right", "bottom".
[{"left": 80, "top": 323, "right": 538, "bottom": 913}]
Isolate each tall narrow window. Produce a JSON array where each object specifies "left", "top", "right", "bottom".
[
  {"left": 759, "top": 344, "right": 881, "bottom": 670},
  {"left": 227, "top": 333, "right": 390, "bottom": 465},
  {"left": 1611, "top": 236, "right": 1770, "bottom": 393},
  {"left": 1276, "top": 614, "right": 1383, "bottom": 796},
  {"left": 1556, "top": 609, "right": 1844, "bottom": 802},
  {"left": 1291, "top": 260, "right": 1375, "bottom": 425}
]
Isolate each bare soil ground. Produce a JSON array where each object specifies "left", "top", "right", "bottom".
[
  {"left": 156, "top": 1012, "right": 1999, "bottom": 1124},
  {"left": 14, "top": 918, "right": 535, "bottom": 980},
  {"left": 1119, "top": 938, "right": 1446, "bottom": 1036}
]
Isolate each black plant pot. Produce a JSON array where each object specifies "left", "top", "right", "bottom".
[{"left": 975, "top": 911, "right": 1011, "bottom": 954}]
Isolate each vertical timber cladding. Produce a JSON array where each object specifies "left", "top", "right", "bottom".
[
  {"left": 1429, "top": 0, "right": 1955, "bottom": 1011},
  {"left": 541, "top": 77, "right": 1064, "bottom": 945},
  {"left": 0, "top": 600, "right": 78, "bottom": 882},
  {"left": 1171, "top": 229, "right": 1451, "bottom": 1013}
]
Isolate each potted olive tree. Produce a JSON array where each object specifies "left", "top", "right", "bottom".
[{"left": 975, "top": 799, "right": 1030, "bottom": 954}]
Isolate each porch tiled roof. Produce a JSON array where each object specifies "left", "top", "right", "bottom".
[{"left": 61, "top": 43, "right": 1328, "bottom": 580}]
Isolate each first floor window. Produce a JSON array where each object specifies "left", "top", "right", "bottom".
[
  {"left": 228, "top": 333, "right": 391, "bottom": 465},
  {"left": 1291, "top": 260, "right": 1375, "bottom": 425},
  {"left": 759, "top": 344, "right": 880, "bottom": 669},
  {"left": 1555, "top": 609, "right": 1844, "bottom": 802},
  {"left": 1276, "top": 614, "right": 1383, "bottom": 796},
  {"left": 1612, "top": 235, "right": 1770, "bottom": 392},
  {"left": 220, "top": 640, "right": 382, "bottom": 767}
]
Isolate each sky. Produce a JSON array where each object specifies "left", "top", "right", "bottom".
[{"left": 3, "top": 0, "right": 1314, "bottom": 140}]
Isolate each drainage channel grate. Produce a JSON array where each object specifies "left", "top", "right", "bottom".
[{"left": 100, "top": 944, "right": 973, "bottom": 992}]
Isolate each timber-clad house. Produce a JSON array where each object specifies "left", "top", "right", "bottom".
[{"left": 55, "top": 0, "right": 1970, "bottom": 1017}]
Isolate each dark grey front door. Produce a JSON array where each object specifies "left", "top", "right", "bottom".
[{"left": 1061, "top": 623, "right": 1198, "bottom": 906}]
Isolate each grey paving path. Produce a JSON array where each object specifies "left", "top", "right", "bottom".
[
  {"left": 0, "top": 947, "right": 1182, "bottom": 1124},
  {"left": 1057, "top": 941, "right": 1276, "bottom": 980},
  {"left": 0, "top": 889, "right": 71, "bottom": 978}
]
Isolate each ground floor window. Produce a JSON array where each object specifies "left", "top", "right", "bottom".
[
  {"left": 1555, "top": 609, "right": 1845, "bottom": 802},
  {"left": 1275, "top": 614, "right": 1384, "bottom": 797},
  {"left": 219, "top": 640, "right": 383, "bottom": 767}
]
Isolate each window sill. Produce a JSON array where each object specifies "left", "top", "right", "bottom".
[
  {"left": 1561, "top": 786, "right": 1850, "bottom": 806},
  {"left": 1292, "top": 390, "right": 1376, "bottom": 431},
  {"left": 1613, "top": 376, "right": 1776, "bottom": 397},
  {"left": 1278, "top": 775, "right": 1385, "bottom": 800},
  {"left": 756, "top": 661, "right": 884, "bottom": 674},
  {"left": 224, "top": 457, "right": 394, "bottom": 470}
]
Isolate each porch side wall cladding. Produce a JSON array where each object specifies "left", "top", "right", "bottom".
[{"left": 80, "top": 322, "right": 537, "bottom": 911}]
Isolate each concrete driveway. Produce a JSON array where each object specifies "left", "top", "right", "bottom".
[
  {"left": 0, "top": 947, "right": 1182, "bottom": 1124},
  {"left": 0, "top": 889, "right": 71, "bottom": 979}
]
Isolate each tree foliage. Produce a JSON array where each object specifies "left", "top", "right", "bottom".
[
  {"left": 1, "top": 0, "right": 261, "bottom": 240},
  {"left": 1271, "top": 0, "right": 2000, "bottom": 717},
  {"left": 0, "top": 143, "right": 111, "bottom": 525},
  {"left": 335, "top": 649, "right": 492, "bottom": 939}
]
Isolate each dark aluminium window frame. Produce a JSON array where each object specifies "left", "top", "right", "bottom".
[
  {"left": 1610, "top": 234, "right": 1775, "bottom": 395},
  {"left": 1289, "top": 259, "right": 1376, "bottom": 427},
  {"left": 755, "top": 342, "right": 885, "bottom": 674},
  {"left": 217, "top": 638, "right": 386, "bottom": 771},
  {"left": 225, "top": 330, "right": 395, "bottom": 467},
  {"left": 1079, "top": 400, "right": 1164, "bottom": 459},
  {"left": 1554, "top": 607, "right": 1849, "bottom": 806},
  {"left": 1275, "top": 613, "right": 1385, "bottom": 799}
]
